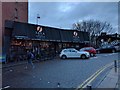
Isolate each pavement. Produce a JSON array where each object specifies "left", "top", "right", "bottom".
[
  {"left": 1, "top": 57, "right": 56, "bottom": 69},
  {"left": 1, "top": 60, "right": 28, "bottom": 69},
  {"left": 97, "top": 66, "right": 118, "bottom": 89},
  {"left": 95, "top": 60, "right": 119, "bottom": 89},
  {"left": 1, "top": 58, "right": 119, "bottom": 89}
]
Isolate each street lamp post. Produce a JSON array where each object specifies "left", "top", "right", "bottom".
[
  {"left": 36, "top": 14, "right": 40, "bottom": 25},
  {"left": 35, "top": 14, "right": 40, "bottom": 59}
]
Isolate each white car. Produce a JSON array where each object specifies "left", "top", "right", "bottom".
[{"left": 60, "top": 48, "right": 90, "bottom": 59}]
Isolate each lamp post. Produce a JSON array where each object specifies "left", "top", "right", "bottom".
[{"left": 36, "top": 14, "right": 40, "bottom": 25}]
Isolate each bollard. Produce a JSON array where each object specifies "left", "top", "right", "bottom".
[
  {"left": 114, "top": 60, "right": 117, "bottom": 68},
  {"left": 57, "top": 83, "right": 60, "bottom": 88},
  {"left": 87, "top": 85, "right": 92, "bottom": 90}
]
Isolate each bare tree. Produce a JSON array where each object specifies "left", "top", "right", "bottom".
[
  {"left": 73, "top": 19, "right": 114, "bottom": 46},
  {"left": 73, "top": 19, "right": 113, "bottom": 35}
]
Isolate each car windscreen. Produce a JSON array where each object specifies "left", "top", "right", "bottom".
[
  {"left": 84, "top": 47, "right": 93, "bottom": 50},
  {"left": 63, "top": 50, "right": 70, "bottom": 52}
]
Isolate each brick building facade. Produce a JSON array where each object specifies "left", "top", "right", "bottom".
[
  {"left": 0, "top": 1, "right": 28, "bottom": 40},
  {"left": 0, "top": 1, "right": 28, "bottom": 62}
]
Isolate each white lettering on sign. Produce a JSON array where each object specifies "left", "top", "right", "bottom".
[{"left": 36, "top": 26, "right": 45, "bottom": 39}]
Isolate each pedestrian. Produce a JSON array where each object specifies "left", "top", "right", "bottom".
[{"left": 26, "top": 50, "right": 35, "bottom": 69}]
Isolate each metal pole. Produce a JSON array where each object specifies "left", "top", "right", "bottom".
[
  {"left": 87, "top": 85, "right": 92, "bottom": 90},
  {"left": 36, "top": 17, "right": 38, "bottom": 25},
  {"left": 57, "top": 83, "right": 60, "bottom": 88},
  {"left": 36, "top": 14, "right": 40, "bottom": 25},
  {"left": 114, "top": 60, "right": 117, "bottom": 68}
]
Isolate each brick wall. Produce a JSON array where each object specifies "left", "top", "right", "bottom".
[
  {"left": 0, "top": 1, "right": 1, "bottom": 85},
  {"left": 2, "top": 2, "right": 28, "bottom": 25},
  {"left": 1, "top": 1, "right": 28, "bottom": 61}
]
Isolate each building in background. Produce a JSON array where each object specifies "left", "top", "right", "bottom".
[
  {"left": 4, "top": 20, "right": 90, "bottom": 62},
  {"left": 1, "top": 1, "right": 90, "bottom": 63},
  {"left": 96, "top": 32, "right": 120, "bottom": 47},
  {"left": 0, "top": 1, "right": 28, "bottom": 62}
]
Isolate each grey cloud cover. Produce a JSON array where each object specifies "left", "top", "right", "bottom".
[{"left": 28, "top": 2, "right": 118, "bottom": 33}]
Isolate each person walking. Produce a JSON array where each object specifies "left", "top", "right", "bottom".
[{"left": 25, "top": 50, "right": 35, "bottom": 69}]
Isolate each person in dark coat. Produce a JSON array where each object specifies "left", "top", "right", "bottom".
[{"left": 25, "top": 50, "right": 35, "bottom": 69}]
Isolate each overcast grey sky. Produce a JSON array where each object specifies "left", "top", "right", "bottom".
[{"left": 28, "top": 2, "right": 118, "bottom": 33}]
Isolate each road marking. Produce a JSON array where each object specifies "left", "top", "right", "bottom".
[
  {"left": 76, "top": 68, "right": 103, "bottom": 90},
  {"left": 1, "top": 86, "right": 10, "bottom": 90},
  {"left": 104, "top": 55, "right": 108, "bottom": 56},
  {"left": 9, "top": 70, "right": 13, "bottom": 72},
  {"left": 82, "top": 66, "right": 108, "bottom": 88},
  {"left": 105, "top": 53, "right": 117, "bottom": 56},
  {"left": 93, "top": 57, "right": 98, "bottom": 58},
  {"left": 108, "top": 54, "right": 114, "bottom": 55},
  {"left": 76, "top": 62, "right": 113, "bottom": 90},
  {"left": 89, "top": 57, "right": 98, "bottom": 59}
]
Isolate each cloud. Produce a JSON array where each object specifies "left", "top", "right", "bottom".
[
  {"left": 28, "top": 0, "right": 119, "bottom": 2},
  {"left": 28, "top": 2, "right": 118, "bottom": 32}
]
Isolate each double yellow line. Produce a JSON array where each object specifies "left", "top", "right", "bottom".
[{"left": 76, "top": 62, "right": 113, "bottom": 90}]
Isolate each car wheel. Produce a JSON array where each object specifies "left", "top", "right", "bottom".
[
  {"left": 61, "top": 55, "right": 67, "bottom": 59},
  {"left": 90, "top": 53, "right": 94, "bottom": 57},
  {"left": 93, "top": 54, "right": 96, "bottom": 57},
  {"left": 81, "top": 54, "right": 86, "bottom": 59},
  {"left": 97, "top": 51, "right": 100, "bottom": 54}
]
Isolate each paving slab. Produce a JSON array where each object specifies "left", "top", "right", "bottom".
[{"left": 97, "top": 67, "right": 118, "bottom": 88}]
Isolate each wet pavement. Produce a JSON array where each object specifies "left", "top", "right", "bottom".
[
  {"left": 97, "top": 67, "right": 118, "bottom": 88},
  {"left": 1, "top": 53, "right": 119, "bottom": 88}
]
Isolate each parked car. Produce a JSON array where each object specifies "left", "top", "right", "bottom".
[
  {"left": 113, "top": 42, "right": 120, "bottom": 52},
  {"left": 80, "top": 47, "right": 96, "bottom": 57},
  {"left": 96, "top": 45, "right": 117, "bottom": 53},
  {"left": 59, "top": 48, "right": 90, "bottom": 59}
]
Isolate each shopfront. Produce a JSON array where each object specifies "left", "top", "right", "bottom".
[{"left": 3, "top": 20, "right": 90, "bottom": 62}]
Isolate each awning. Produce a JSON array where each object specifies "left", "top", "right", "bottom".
[
  {"left": 5, "top": 20, "right": 14, "bottom": 29},
  {"left": 60, "top": 30, "right": 73, "bottom": 42},
  {"left": 10, "top": 21, "right": 90, "bottom": 43},
  {"left": 43, "top": 27, "right": 61, "bottom": 42},
  {"left": 12, "top": 22, "right": 28, "bottom": 37}
]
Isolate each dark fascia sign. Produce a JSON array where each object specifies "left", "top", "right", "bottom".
[
  {"left": 14, "top": 35, "right": 29, "bottom": 39},
  {"left": 73, "top": 31, "right": 80, "bottom": 42},
  {"left": 35, "top": 26, "right": 45, "bottom": 39}
]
